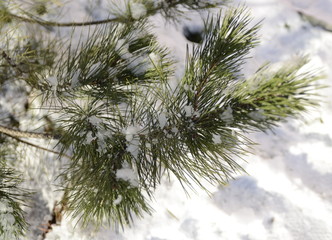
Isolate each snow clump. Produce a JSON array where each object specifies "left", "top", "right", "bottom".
[
  {"left": 71, "top": 70, "right": 81, "bottom": 88},
  {"left": 115, "top": 39, "right": 131, "bottom": 59},
  {"left": 127, "top": 138, "right": 140, "bottom": 158},
  {"left": 127, "top": 55, "right": 151, "bottom": 75},
  {"left": 46, "top": 76, "right": 58, "bottom": 91},
  {"left": 88, "top": 115, "right": 103, "bottom": 127},
  {"left": 212, "top": 134, "right": 222, "bottom": 144},
  {"left": 86, "top": 131, "right": 95, "bottom": 144},
  {"left": 220, "top": 106, "right": 234, "bottom": 124},
  {"left": 96, "top": 130, "right": 112, "bottom": 154},
  {"left": 115, "top": 39, "right": 152, "bottom": 75},
  {"left": 130, "top": 2, "right": 147, "bottom": 20},
  {"left": 149, "top": 52, "right": 161, "bottom": 66},
  {"left": 116, "top": 167, "right": 139, "bottom": 187},
  {"left": 248, "top": 109, "right": 266, "bottom": 121},
  {"left": 122, "top": 125, "right": 142, "bottom": 142},
  {"left": 158, "top": 112, "right": 168, "bottom": 128},
  {"left": 122, "top": 125, "right": 142, "bottom": 158},
  {"left": 87, "top": 62, "right": 101, "bottom": 78},
  {"left": 171, "top": 127, "right": 178, "bottom": 134},
  {"left": 183, "top": 105, "right": 200, "bottom": 118},
  {"left": 0, "top": 201, "right": 8, "bottom": 212},
  {"left": 113, "top": 195, "right": 123, "bottom": 205},
  {"left": 184, "top": 105, "right": 193, "bottom": 117}
]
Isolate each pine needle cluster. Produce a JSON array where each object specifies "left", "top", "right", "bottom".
[
  {"left": 0, "top": 148, "right": 29, "bottom": 239},
  {"left": 0, "top": 0, "right": 322, "bottom": 237}
]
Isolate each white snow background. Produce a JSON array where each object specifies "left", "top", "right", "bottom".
[{"left": 3, "top": 0, "right": 332, "bottom": 239}]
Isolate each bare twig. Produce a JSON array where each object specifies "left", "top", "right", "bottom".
[
  {"left": 6, "top": 0, "right": 218, "bottom": 27},
  {"left": 0, "top": 124, "right": 59, "bottom": 139},
  {"left": 7, "top": 134, "right": 71, "bottom": 159},
  {"left": 8, "top": 12, "right": 124, "bottom": 27}
]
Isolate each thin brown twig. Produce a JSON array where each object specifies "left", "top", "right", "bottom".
[
  {"left": 1, "top": 132, "right": 71, "bottom": 159},
  {"left": 11, "top": 135, "right": 71, "bottom": 159},
  {"left": 0, "top": 124, "right": 59, "bottom": 139},
  {"left": 7, "top": 0, "right": 217, "bottom": 28},
  {"left": 8, "top": 12, "right": 124, "bottom": 27}
]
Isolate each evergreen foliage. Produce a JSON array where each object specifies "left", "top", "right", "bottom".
[
  {"left": 0, "top": 147, "right": 29, "bottom": 239},
  {"left": 0, "top": 0, "right": 322, "bottom": 237}
]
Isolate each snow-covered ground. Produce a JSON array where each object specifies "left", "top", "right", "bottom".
[{"left": 4, "top": 0, "right": 332, "bottom": 239}]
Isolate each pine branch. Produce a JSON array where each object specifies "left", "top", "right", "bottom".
[
  {"left": 0, "top": 151, "right": 31, "bottom": 239},
  {"left": 4, "top": 0, "right": 226, "bottom": 27},
  {"left": 0, "top": 0, "right": 324, "bottom": 233},
  {"left": 53, "top": 7, "right": 323, "bottom": 227},
  {"left": 32, "top": 18, "right": 174, "bottom": 105},
  {"left": 181, "top": 7, "right": 261, "bottom": 112},
  {"left": 7, "top": 11, "right": 123, "bottom": 27}
]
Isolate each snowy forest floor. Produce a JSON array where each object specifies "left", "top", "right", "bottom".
[{"left": 3, "top": 0, "right": 332, "bottom": 239}]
